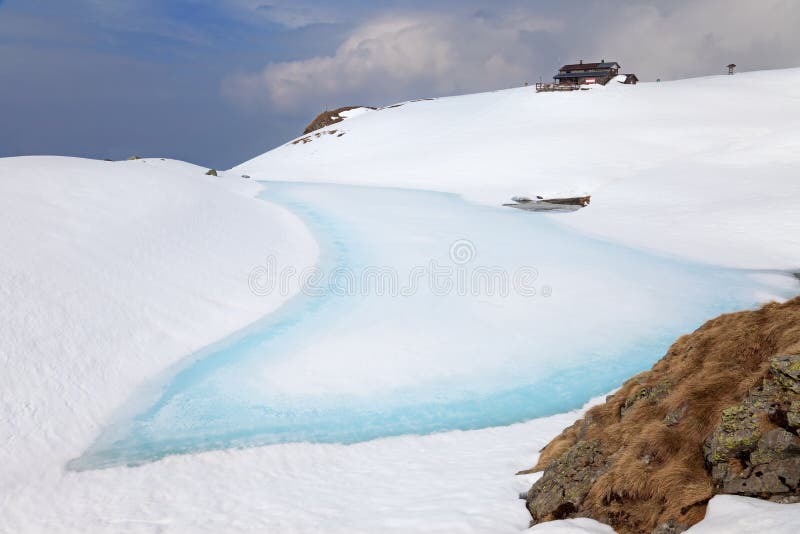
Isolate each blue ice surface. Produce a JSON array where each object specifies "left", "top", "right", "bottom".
[{"left": 68, "top": 182, "right": 797, "bottom": 470}]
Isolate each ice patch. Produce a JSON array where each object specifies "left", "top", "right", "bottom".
[{"left": 70, "top": 182, "right": 797, "bottom": 470}]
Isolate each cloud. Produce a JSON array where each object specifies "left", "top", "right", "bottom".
[
  {"left": 224, "top": 0, "right": 800, "bottom": 114},
  {"left": 7, "top": 0, "right": 800, "bottom": 167},
  {"left": 590, "top": 0, "right": 800, "bottom": 80},
  {"left": 222, "top": 0, "right": 343, "bottom": 29},
  {"left": 224, "top": 10, "right": 560, "bottom": 111}
]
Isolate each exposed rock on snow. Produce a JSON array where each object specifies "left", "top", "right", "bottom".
[
  {"left": 650, "top": 519, "right": 688, "bottom": 534},
  {"left": 704, "top": 355, "right": 800, "bottom": 501},
  {"left": 302, "top": 105, "right": 375, "bottom": 134},
  {"left": 291, "top": 129, "right": 342, "bottom": 145},
  {"left": 620, "top": 379, "right": 671, "bottom": 419},
  {"left": 523, "top": 298, "right": 800, "bottom": 533},
  {"left": 526, "top": 440, "right": 609, "bottom": 524}
]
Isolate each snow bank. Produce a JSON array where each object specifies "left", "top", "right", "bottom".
[
  {"left": 686, "top": 495, "right": 800, "bottom": 534},
  {"left": 530, "top": 518, "right": 616, "bottom": 533},
  {"left": 527, "top": 495, "right": 800, "bottom": 534},
  {"left": 3, "top": 380, "right": 602, "bottom": 533},
  {"left": 235, "top": 68, "right": 800, "bottom": 269},
  {"left": 0, "top": 156, "right": 317, "bottom": 530},
  {"left": 339, "top": 106, "right": 375, "bottom": 119}
]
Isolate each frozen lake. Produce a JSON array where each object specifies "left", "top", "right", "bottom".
[{"left": 70, "top": 182, "right": 795, "bottom": 470}]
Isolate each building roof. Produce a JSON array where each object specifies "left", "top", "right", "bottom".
[
  {"left": 559, "top": 61, "right": 620, "bottom": 72},
  {"left": 554, "top": 71, "right": 613, "bottom": 79}
]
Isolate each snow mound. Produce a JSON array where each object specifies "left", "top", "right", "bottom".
[
  {"left": 685, "top": 495, "right": 800, "bottom": 534},
  {"left": 530, "top": 517, "right": 617, "bottom": 533},
  {"left": 0, "top": 156, "right": 317, "bottom": 527},
  {"left": 339, "top": 106, "right": 375, "bottom": 119}
]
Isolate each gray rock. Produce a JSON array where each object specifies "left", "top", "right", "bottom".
[
  {"left": 526, "top": 440, "right": 608, "bottom": 523},
  {"left": 710, "top": 462, "right": 731, "bottom": 484},
  {"left": 664, "top": 403, "right": 688, "bottom": 427},
  {"left": 704, "top": 404, "right": 761, "bottom": 465},
  {"left": 652, "top": 519, "right": 688, "bottom": 534},
  {"left": 706, "top": 357, "right": 800, "bottom": 499},
  {"left": 770, "top": 355, "right": 800, "bottom": 394},
  {"left": 621, "top": 380, "right": 671, "bottom": 418},
  {"left": 769, "top": 494, "right": 800, "bottom": 504},
  {"left": 788, "top": 401, "right": 800, "bottom": 430},
  {"left": 750, "top": 428, "right": 800, "bottom": 465},
  {"left": 721, "top": 457, "right": 800, "bottom": 495}
]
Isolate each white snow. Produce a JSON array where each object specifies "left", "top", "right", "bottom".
[
  {"left": 4, "top": 68, "right": 800, "bottom": 533},
  {"left": 235, "top": 68, "right": 800, "bottom": 269},
  {"left": 338, "top": 106, "right": 375, "bottom": 119},
  {"left": 2, "top": 393, "right": 606, "bottom": 533},
  {"left": 685, "top": 495, "right": 800, "bottom": 534},
  {"left": 530, "top": 518, "right": 616, "bottom": 534},
  {"left": 531, "top": 494, "right": 800, "bottom": 534},
  {"left": 0, "top": 156, "right": 317, "bottom": 530}
]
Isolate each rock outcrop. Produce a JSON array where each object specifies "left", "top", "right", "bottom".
[
  {"left": 303, "top": 106, "right": 374, "bottom": 135},
  {"left": 704, "top": 355, "right": 800, "bottom": 501},
  {"left": 527, "top": 440, "right": 609, "bottom": 523},
  {"left": 521, "top": 297, "right": 800, "bottom": 533}
]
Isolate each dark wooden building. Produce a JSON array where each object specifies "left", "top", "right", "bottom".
[
  {"left": 552, "top": 59, "right": 638, "bottom": 86},
  {"left": 536, "top": 59, "right": 637, "bottom": 92},
  {"left": 554, "top": 60, "right": 620, "bottom": 85}
]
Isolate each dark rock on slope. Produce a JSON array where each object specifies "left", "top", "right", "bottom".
[
  {"left": 704, "top": 355, "right": 800, "bottom": 501},
  {"left": 520, "top": 297, "right": 800, "bottom": 533},
  {"left": 527, "top": 440, "right": 609, "bottom": 522},
  {"left": 303, "top": 106, "right": 375, "bottom": 135}
]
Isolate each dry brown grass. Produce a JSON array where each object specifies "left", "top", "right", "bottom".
[{"left": 529, "top": 297, "right": 800, "bottom": 533}]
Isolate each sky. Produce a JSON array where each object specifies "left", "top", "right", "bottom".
[{"left": 2, "top": 0, "right": 799, "bottom": 169}]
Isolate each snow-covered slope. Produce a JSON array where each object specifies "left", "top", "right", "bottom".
[
  {"left": 5, "top": 69, "right": 800, "bottom": 534},
  {"left": 0, "top": 156, "right": 317, "bottom": 530},
  {"left": 686, "top": 495, "right": 800, "bottom": 534},
  {"left": 235, "top": 68, "right": 800, "bottom": 270}
]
